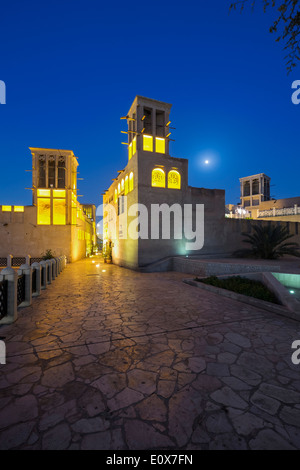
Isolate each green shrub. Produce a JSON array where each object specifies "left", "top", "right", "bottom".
[
  {"left": 195, "top": 275, "right": 280, "bottom": 304},
  {"left": 42, "top": 249, "right": 55, "bottom": 260}
]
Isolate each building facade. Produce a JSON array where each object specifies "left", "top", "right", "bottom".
[
  {"left": 0, "top": 148, "right": 96, "bottom": 262},
  {"left": 103, "top": 96, "right": 225, "bottom": 269}
]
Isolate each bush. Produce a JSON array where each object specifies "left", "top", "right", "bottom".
[
  {"left": 195, "top": 275, "right": 280, "bottom": 304},
  {"left": 42, "top": 249, "right": 55, "bottom": 260}
]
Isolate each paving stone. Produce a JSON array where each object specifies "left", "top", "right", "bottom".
[
  {"left": 280, "top": 406, "right": 300, "bottom": 426},
  {"left": 188, "top": 357, "right": 206, "bottom": 373},
  {"left": 169, "top": 388, "right": 203, "bottom": 446},
  {"left": 127, "top": 369, "right": 157, "bottom": 395},
  {"left": 71, "top": 417, "right": 110, "bottom": 433},
  {"left": 136, "top": 395, "right": 167, "bottom": 422},
  {"left": 225, "top": 332, "right": 251, "bottom": 348},
  {"left": 91, "top": 373, "right": 126, "bottom": 398},
  {"left": 259, "top": 383, "right": 300, "bottom": 404},
  {"left": 222, "top": 377, "right": 252, "bottom": 391},
  {"left": 157, "top": 380, "right": 175, "bottom": 398},
  {"left": 206, "top": 363, "right": 230, "bottom": 377},
  {"left": 250, "top": 391, "right": 280, "bottom": 415},
  {"left": 2, "top": 258, "right": 300, "bottom": 449},
  {"left": 41, "top": 362, "right": 74, "bottom": 388},
  {"left": 42, "top": 423, "right": 71, "bottom": 450},
  {"left": 230, "top": 365, "right": 261, "bottom": 386},
  {"left": 107, "top": 387, "right": 144, "bottom": 412},
  {"left": 0, "top": 395, "right": 38, "bottom": 429},
  {"left": 209, "top": 433, "right": 247, "bottom": 450},
  {"left": 249, "top": 429, "right": 295, "bottom": 450},
  {"left": 217, "top": 352, "right": 236, "bottom": 364},
  {"left": 124, "top": 420, "right": 174, "bottom": 450},
  {"left": 205, "top": 411, "right": 233, "bottom": 434},
  {"left": 210, "top": 386, "right": 248, "bottom": 410},
  {"left": 229, "top": 409, "right": 264, "bottom": 436},
  {"left": 0, "top": 421, "right": 35, "bottom": 450}
]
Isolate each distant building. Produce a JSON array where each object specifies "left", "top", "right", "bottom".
[
  {"left": 0, "top": 148, "right": 96, "bottom": 261},
  {"left": 230, "top": 173, "right": 300, "bottom": 222}
]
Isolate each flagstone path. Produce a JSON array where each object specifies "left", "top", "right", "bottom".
[{"left": 1, "top": 257, "right": 300, "bottom": 450}]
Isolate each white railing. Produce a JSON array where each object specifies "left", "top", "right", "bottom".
[{"left": 257, "top": 205, "right": 300, "bottom": 218}]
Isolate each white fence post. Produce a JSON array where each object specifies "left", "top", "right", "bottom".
[
  {"left": 17, "top": 264, "right": 32, "bottom": 307},
  {"left": 0, "top": 267, "right": 18, "bottom": 324}
]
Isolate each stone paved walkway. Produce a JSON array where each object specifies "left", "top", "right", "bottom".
[{"left": 1, "top": 257, "right": 300, "bottom": 450}]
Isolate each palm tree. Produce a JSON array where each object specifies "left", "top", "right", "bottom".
[{"left": 234, "top": 224, "right": 300, "bottom": 259}]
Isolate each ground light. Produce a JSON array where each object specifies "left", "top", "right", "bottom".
[{"left": 290, "top": 290, "right": 295, "bottom": 294}]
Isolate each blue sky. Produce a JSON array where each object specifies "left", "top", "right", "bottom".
[{"left": 0, "top": 0, "right": 299, "bottom": 207}]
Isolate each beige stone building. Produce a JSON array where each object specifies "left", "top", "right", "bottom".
[
  {"left": 0, "top": 148, "right": 96, "bottom": 262},
  {"left": 103, "top": 96, "right": 225, "bottom": 270}
]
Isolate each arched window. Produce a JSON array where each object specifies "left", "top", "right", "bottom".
[
  {"left": 125, "top": 175, "right": 129, "bottom": 195},
  {"left": 121, "top": 178, "right": 125, "bottom": 192},
  {"left": 114, "top": 189, "right": 118, "bottom": 203},
  {"left": 152, "top": 168, "right": 165, "bottom": 188},
  {"left": 129, "top": 172, "right": 134, "bottom": 192},
  {"left": 168, "top": 170, "right": 181, "bottom": 189},
  {"left": 118, "top": 182, "right": 121, "bottom": 194}
]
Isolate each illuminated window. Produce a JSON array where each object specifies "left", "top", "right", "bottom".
[
  {"left": 2, "top": 206, "right": 11, "bottom": 212},
  {"left": 114, "top": 189, "right": 118, "bottom": 203},
  {"left": 152, "top": 168, "right": 165, "bottom": 188},
  {"left": 129, "top": 172, "right": 134, "bottom": 192},
  {"left": 125, "top": 175, "right": 129, "bottom": 195},
  {"left": 143, "top": 135, "right": 153, "bottom": 152},
  {"left": 168, "top": 170, "right": 181, "bottom": 189},
  {"left": 128, "top": 142, "right": 133, "bottom": 161},
  {"left": 132, "top": 137, "right": 136, "bottom": 155},
  {"left": 37, "top": 189, "right": 50, "bottom": 197},
  {"left": 14, "top": 206, "right": 24, "bottom": 212},
  {"left": 37, "top": 198, "right": 51, "bottom": 225},
  {"left": 53, "top": 198, "right": 66, "bottom": 225},
  {"left": 118, "top": 183, "right": 121, "bottom": 195},
  {"left": 53, "top": 189, "right": 66, "bottom": 198},
  {"left": 121, "top": 178, "right": 125, "bottom": 192},
  {"left": 155, "top": 137, "right": 165, "bottom": 154}
]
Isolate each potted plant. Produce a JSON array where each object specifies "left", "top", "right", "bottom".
[{"left": 102, "top": 241, "right": 112, "bottom": 264}]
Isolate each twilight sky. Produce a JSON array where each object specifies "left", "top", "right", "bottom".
[{"left": 0, "top": 0, "right": 299, "bottom": 208}]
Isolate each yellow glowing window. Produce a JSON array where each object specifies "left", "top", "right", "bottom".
[
  {"left": 155, "top": 137, "right": 165, "bottom": 154},
  {"left": 152, "top": 168, "right": 165, "bottom": 188},
  {"left": 118, "top": 183, "right": 121, "bottom": 195},
  {"left": 37, "top": 198, "right": 50, "bottom": 225},
  {"left": 114, "top": 189, "right": 118, "bottom": 203},
  {"left": 14, "top": 206, "right": 24, "bottom": 212},
  {"left": 72, "top": 204, "right": 77, "bottom": 225},
  {"left": 125, "top": 175, "right": 129, "bottom": 195},
  {"left": 53, "top": 189, "right": 66, "bottom": 198},
  {"left": 168, "top": 170, "right": 181, "bottom": 189},
  {"left": 121, "top": 178, "right": 125, "bottom": 192},
  {"left": 53, "top": 199, "right": 66, "bottom": 225},
  {"left": 143, "top": 135, "right": 153, "bottom": 152},
  {"left": 128, "top": 142, "right": 133, "bottom": 161},
  {"left": 129, "top": 172, "right": 134, "bottom": 192},
  {"left": 2, "top": 205, "right": 12, "bottom": 212},
  {"left": 37, "top": 189, "right": 50, "bottom": 197},
  {"left": 132, "top": 137, "right": 136, "bottom": 155}
]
